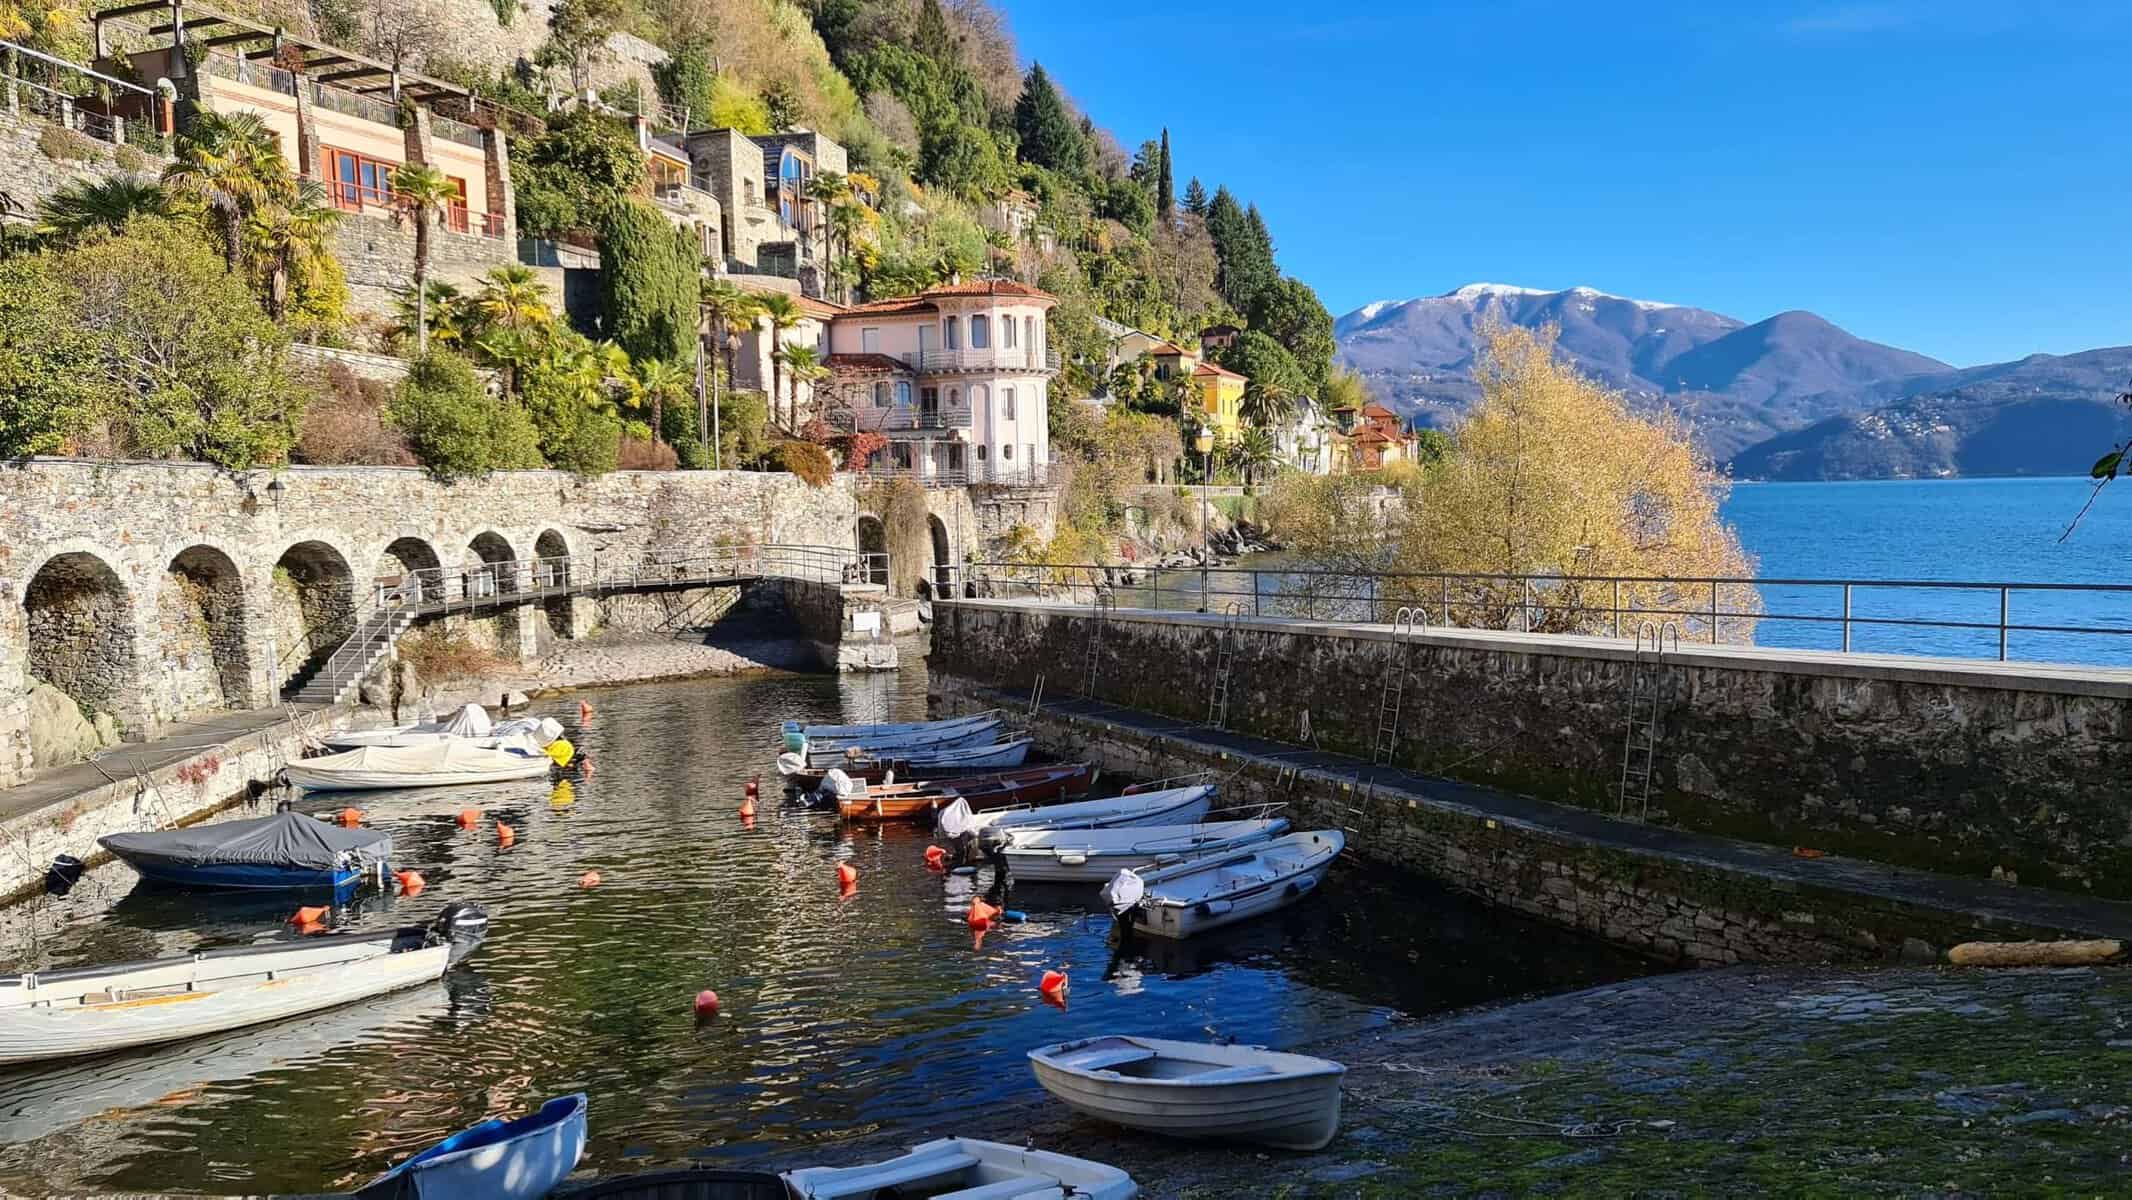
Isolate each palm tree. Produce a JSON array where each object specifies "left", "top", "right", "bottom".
[
  {"left": 755, "top": 291, "right": 805, "bottom": 429},
  {"left": 36, "top": 177, "right": 168, "bottom": 245},
  {"left": 473, "top": 264, "right": 553, "bottom": 335},
  {"left": 163, "top": 111, "right": 289, "bottom": 272},
  {"left": 776, "top": 343, "right": 829, "bottom": 431},
  {"left": 631, "top": 358, "right": 691, "bottom": 445},
  {"left": 395, "top": 280, "right": 465, "bottom": 351},
  {"left": 245, "top": 178, "right": 340, "bottom": 324},
  {"left": 699, "top": 280, "right": 762, "bottom": 392},
  {"left": 1235, "top": 425, "right": 1279, "bottom": 485},
  {"left": 1240, "top": 377, "right": 1298, "bottom": 430},
  {"left": 388, "top": 161, "right": 459, "bottom": 356}
]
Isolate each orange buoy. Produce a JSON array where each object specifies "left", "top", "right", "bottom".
[
  {"left": 924, "top": 845, "right": 948, "bottom": 870},
  {"left": 739, "top": 795, "right": 757, "bottom": 819},
  {"left": 455, "top": 809, "right": 478, "bottom": 829},
  {"left": 337, "top": 807, "right": 363, "bottom": 828},
  {"left": 582, "top": 755, "right": 595, "bottom": 779},
  {"left": 740, "top": 812, "right": 756, "bottom": 830},
  {"left": 579, "top": 870, "right": 602, "bottom": 888},
  {"left": 1039, "top": 969, "right": 1069, "bottom": 1009},
  {"left": 835, "top": 861, "right": 859, "bottom": 887},
  {"left": 693, "top": 989, "right": 720, "bottom": 1017},
  {"left": 394, "top": 870, "right": 426, "bottom": 896},
  {"left": 289, "top": 905, "right": 329, "bottom": 928},
  {"left": 579, "top": 700, "right": 594, "bottom": 721},
  {"left": 497, "top": 822, "right": 516, "bottom": 848},
  {"left": 968, "top": 897, "right": 1000, "bottom": 931}
]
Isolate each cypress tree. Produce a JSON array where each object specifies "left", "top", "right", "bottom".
[
  {"left": 1247, "top": 202, "right": 1274, "bottom": 261},
  {"left": 1014, "top": 63, "right": 1084, "bottom": 173},
  {"left": 1157, "top": 128, "right": 1173, "bottom": 216},
  {"left": 1206, "top": 186, "right": 1275, "bottom": 313},
  {"left": 915, "top": 0, "right": 954, "bottom": 63},
  {"left": 1183, "top": 177, "right": 1207, "bottom": 214}
]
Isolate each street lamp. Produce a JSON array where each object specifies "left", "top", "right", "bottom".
[{"left": 1194, "top": 424, "right": 1213, "bottom": 612}]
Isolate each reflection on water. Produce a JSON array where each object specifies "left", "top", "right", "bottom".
[{"left": 0, "top": 662, "right": 1651, "bottom": 1194}]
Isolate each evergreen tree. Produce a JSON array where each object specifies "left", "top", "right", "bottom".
[
  {"left": 1157, "top": 128, "right": 1174, "bottom": 216},
  {"left": 915, "top": 0, "right": 955, "bottom": 63},
  {"left": 1247, "top": 202, "right": 1275, "bottom": 262},
  {"left": 1014, "top": 63, "right": 1085, "bottom": 173},
  {"left": 1205, "top": 185, "right": 1274, "bottom": 313},
  {"left": 1183, "top": 177, "right": 1208, "bottom": 214}
]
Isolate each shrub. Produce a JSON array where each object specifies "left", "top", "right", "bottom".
[
  {"left": 774, "top": 439, "right": 833, "bottom": 487},
  {"left": 597, "top": 199, "right": 699, "bottom": 366},
  {"left": 716, "top": 388, "right": 771, "bottom": 468},
  {"left": 114, "top": 144, "right": 149, "bottom": 173},
  {"left": 512, "top": 109, "right": 644, "bottom": 239},
  {"left": 386, "top": 351, "right": 523, "bottom": 480},
  {"left": 37, "top": 126, "right": 101, "bottom": 162},
  {"left": 617, "top": 436, "right": 678, "bottom": 470},
  {"left": 397, "top": 629, "right": 508, "bottom": 683},
  {"left": 296, "top": 363, "right": 416, "bottom": 465}
]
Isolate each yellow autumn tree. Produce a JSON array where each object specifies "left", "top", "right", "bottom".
[{"left": 1397, "top": 321, "right": 1758, "bottom": 640}]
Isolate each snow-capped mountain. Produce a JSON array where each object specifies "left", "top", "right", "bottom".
[{"left": 1334, "top": 283, "right": 1951, "bottom": 459}]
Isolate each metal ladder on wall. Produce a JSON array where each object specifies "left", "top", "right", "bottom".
[
  {"left": 1083, "top": 590, "right": 1116, "bottom": 699},
  {"left": 1206, "top": 602, "right": 1244, "bottom": 729},
  {"left": 1617, "top": 620, "right": 1680, "bottom": 819},
  {"left": 1371, "top": 606, "right": 1428, "bottom": 765}
]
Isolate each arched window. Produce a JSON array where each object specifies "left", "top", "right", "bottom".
[
  {"left": 1025, "top": 316, "right": 1036, "bottom": 352},
  {"left": 976, "top": 445, "right": 988, "bottom": 461},
  {"left": 1003, "top": 443, "right": 1014, "bottom": 460},
  {"left": 1002, "top": 386, "right": 1016, "bottom": 420},
  {"left": 970, "top": 315, "right": 989, "bottom": 348},
  {"left": 944, "top": 316, "right": 959, "bottom": 350},
  {"left": 1003, "top": 318, "right": 1017, "bottom": 348},
  {"left": 948, "top": 387, "right": 961, "bottom": 407},
  {"left": 896, "top": 380, "right": 912, "bottom": 405},
  {"left": 872, "top": 382, "right": 888, "bottom": 408}
]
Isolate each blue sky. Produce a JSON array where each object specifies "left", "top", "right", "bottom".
[{"left": 994, "top": 0, "right": 2132, "bottom": 367}]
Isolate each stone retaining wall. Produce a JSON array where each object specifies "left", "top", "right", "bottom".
[{"left": 931, "top": 600, "right": 2132, "bottom": 901}]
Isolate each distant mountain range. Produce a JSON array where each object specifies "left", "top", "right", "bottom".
[{"left": 1333, "top": 284, "right": 2132, "bottom": 479}]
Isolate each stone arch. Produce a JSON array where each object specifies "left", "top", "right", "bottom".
[
  {"left": 534, "top": 528, "right": 574, "bottom": 638},
  {"left": 928, "top": 514, "right": 953, "bottom": 594},
  {"left": 24, "top": 550, "right": 140, "bottom": 733},
  {"left": 856, "top": 514, "right": 889, "bottom": 586},
  {"left": 463, "top": 529, "right": 522, "bottom": 653},
  {"left": 376, "top": 535, "right": 444, "bottom": 605},
  {"left": 466, "top": 530, "right": 519, "bottom": 593},
  {"left": 161, "top": 544, "right": 251, "bottom": 712},
  {"left": 272, "top": 539, "right": 356, "bottom": 686}
]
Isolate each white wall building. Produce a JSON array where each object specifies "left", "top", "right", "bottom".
[{"left": 1274, "top": 396, "right": 1341, "bottom": 476}]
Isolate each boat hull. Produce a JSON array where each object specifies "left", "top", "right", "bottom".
[
  {"left": 285, "top": 760, "right": 554, "bottom": 792},
  {"left": 1028, "top": 1036, "right": 1346, "bottom": 1152},
  {"left": 781, "top": 711, "right": 999, "bottom": 753},
  {"left": 835, "top": 765, "right": 1095, "bottom": 823},
  {"left": 1003, "top": 820, "right": 1290, "bottom": 884},
  {"left": 356, "top": 1093, "right": 587, "bottom": 1200},
  {"left": 1132, "top": 831, "right": 1345, "bottom": 940},
  {"left": 778, "top": 738, "right": 1033, "bottom": 785},
  {"left": 109, "top": 854, "right": 364, "bottom": 892},
  {"left": 974, "top": 786, "right": 1215, "bottom": 836},
  {"left": 783, "top": 1137, "right": 1137, "bottom": 1200},
  {"left": 0, "top": 940, "right": 448, "bottom": 1067}
]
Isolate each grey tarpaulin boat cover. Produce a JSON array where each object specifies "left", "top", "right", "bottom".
[{"left": 100, "top": 812, "right": 392, "bottom": 870}]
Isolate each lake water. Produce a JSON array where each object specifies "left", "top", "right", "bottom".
[
  {"left": 0, "top": 665, "right": 1652, "bottom": 1195},
  {"left": 1722, "top": 477, "right": 2132, "bottom": 664}
]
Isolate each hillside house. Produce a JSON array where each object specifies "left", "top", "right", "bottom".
[
  {"left": 1198, "top": 323, "right": 1242, "bottom": 355},
  {"left": 680, "top": 126, "right": 845, "bottom": 297},
  {"left": 1345, "top": 400, "right": 1415, "bottom": 470},
  {"left": 1273, "top": 396, "right": 1340, "bottom": 475},
  {"left": 821, "top": 279, "right": 1059, "bottom": 486},
  {"left": 1148, "top": 343, "right": 1246, "bottom": 440}
]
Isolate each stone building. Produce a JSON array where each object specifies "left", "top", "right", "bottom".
[{"left": 682, "top": 125, "right": 846, "bottom": 296}]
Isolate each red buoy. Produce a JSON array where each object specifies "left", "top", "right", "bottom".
[
  {"left": 836, "top": 861, "right": 859, "bottom": 887},
  {"left": 924, "top": 845, "right": 948, "bottom": 870},
  {"left": 337, "top": 807, "right": 364, "bottom": 828},
  {"left": 1039, "top": 969, "right": 1069, "bottom": 1009},
  {"left": 579, "top": 700, "right": 594, "bottom": 722},
  {"left": 968, "top": 897, "right": 999, "bottom": 931},
  {"left": 739, "top": 795, "right": 757, "bottom": 819},
  {"left": 455, "top": 809, "right": 478, "bottom": 829},
  {"left": 496, "top": 822, "right": 516, "bottom": 848},
  {"left": 289, "top": 905, "right": 329, "bottom": 928},
  {"left": 394, "top": 870, "right": 426, "bottom": 896},
  {"left": 745, "top": 774, "right": 760, "bottom": 799},
  {"left": 579, "top": 870, "right": 602, "bottom": 888},
  {"left": 694, "top": 989, "right": 720, "bottom": 1017}
]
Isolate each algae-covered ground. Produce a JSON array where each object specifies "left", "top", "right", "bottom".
[{"left": 1010, "top": 965, "right": 2132, "bottom": 1198}]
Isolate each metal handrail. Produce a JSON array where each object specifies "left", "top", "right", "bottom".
[{"left": 961, "top": 561, "right": 2132, "bottom": 666}]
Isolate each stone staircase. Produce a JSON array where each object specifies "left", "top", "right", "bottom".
[{"left": 280, "top": 608, "right": 416, "bottom": 706}]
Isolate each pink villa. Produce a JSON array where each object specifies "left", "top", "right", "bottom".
[{"left": 819, "top": 279, "right": 1060, "bottom": 486}]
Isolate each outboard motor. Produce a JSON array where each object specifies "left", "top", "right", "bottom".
[
  {"left": 431, "top": 902, "right": 492, "bottom": 963},
  {"left": 1100, "top": 868, "right": 1146, "bottom": 932},
  {"left": 816, "top": 768, "right": 863, "bottom": 806},
  {"left": 44, "top": 854, "right": 84, "bottom": 897}
]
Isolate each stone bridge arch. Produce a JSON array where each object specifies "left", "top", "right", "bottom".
[
  {"left": 375, "top": 534, "right": 445, "bottom": 605},
  {"left": 22, "top": 546, "right": 144, "bottom": 749},
  {"left": 533, "top": 527, "right": 576, "bottom": 638},
  {"left": 161, "top": 543, "right": 254, "bottom": 713},
  {"left": 462, "top": 529, "right": 523, "bottom": 656},
  {"left": 271, "top": 536, "right": 357, "bottom": 687}
]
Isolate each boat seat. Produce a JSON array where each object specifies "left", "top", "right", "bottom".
[
  {"left": 801, "top": 1149, "right": 981, "bottom": 1198},
  {"left": 1186, "top": 1064, "right": 1276, "bottom": 1083},
  {"left": 933, "top": 1175, "right": 1060, "bottom": 1200},
  {"left": 1058, "top": 1046, "right": 1159, "bottom": 1072}
]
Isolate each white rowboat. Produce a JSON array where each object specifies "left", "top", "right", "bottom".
[
  {"left": 285, "top": 740, "right": 562, "bottom": 792},
  {"left": 781, "top": 710, "right": 999, "bottom": 752},
  {"left": 942, "top": 785, "right": 1216, "bottom": 839},
  {"left": 1000, "top": 818, "right": 1290, "bottom": 884},
  {"left": 0, "top": 904, "right": 487, "bottom": 1066},
  {"left": 1028, "top": 1035, "right": 1346, "bottom": 1151},
  {"left": 794, "top": 719, "right": 1007, "bottom": 764},
  {"left": 775, "top": 737, "right": 1034, "bottom": 780},
  {"left": 1103, "top": 830, "right": 1345, "bottom": 939},
  {"left": 784, "top": 1136, "right": 1138, "bottom": 1199}
]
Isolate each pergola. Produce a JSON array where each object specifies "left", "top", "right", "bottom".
[{"left": 89, "top": 1, "right": 541, "bottom": 125}]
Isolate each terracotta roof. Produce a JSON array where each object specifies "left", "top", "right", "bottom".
[
  {"left": 796, "top": 296, "right": 846, "bottom": 319},
  {"left": 922, "top": 279, "right": 1055, "bottom": 302},
  {"left": 1192, "top": 361, "right": 1247, "bottom": 381},
  {"left": 1353, "top": 429, "right": 1395, "bottom": 444},
  {"left": 1361, "top": 401, "right": 1401, "bottom": 419},
  {"left": 837, "top": 298, "right": 937, "bottom": 317},
  {"left": 824, "top": 353, "right": 911, "bottom": 373},
  {"left": 1146, "top": 341, "right": 1195, "bottom": 357}
]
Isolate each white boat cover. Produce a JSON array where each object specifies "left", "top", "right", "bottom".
[
  {"left": 434, "top": 704, "right": 493, "bottom": 737},
  {"left": 296, "top": 740, "right": 549, "bottom": 781},
  {"left": 100, "top": 813, "right": 391, "bottom": 871},
  {"left": 1099, "top": 868, "right": 1146, "bottom": 914}
]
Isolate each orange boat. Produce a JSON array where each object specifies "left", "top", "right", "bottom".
[{"left": 834, "top": 764, "right": 1096, "bottom": 823}]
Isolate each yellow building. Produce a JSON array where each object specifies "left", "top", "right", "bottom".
[{"left": 1191, "top": 360, "right": 1247, "bottom": 440}]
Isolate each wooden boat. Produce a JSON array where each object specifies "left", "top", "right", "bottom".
[
  {"left": 783, "top": 1137, "right": 1138, "bottom": 1199},
  {"left": 0, "top": 903, "right": 488, "bottom": 1067},
  {"left": 353, "top": 1092, "right": 586, "bottom": 1200},
  {"left": 776, "top": 737, "right": 1034, "bottom": 785},
  {"left": 828, "top": 764, "right": 1095, "bottom": 823},
  {"left": 100, "top": 811, "right": 393, "bottom": 891},
  {"left": 940, "top": 785, "right": 1216, "bottom": 840},
  {"left": 999, "top": 819, "right": 1291, "bottom": 884},
  {"left": 1028, "top": 1035, "right": 1346, "bottom": 1151},
  {"left": 1102, "top": 831, "right": 1345, "bottom": 939},
  {"left": 781, "top": 710, "right": 999, "bottom": 753},
  {"left": 790, "top": 714, "right": 1004, "bottom": 755},
  {"left": 565, "top": 1138, "right": 1137, "bottom": 1199},
  {"left": 285, "top": 738, "right": 568, "bottom": 792}
]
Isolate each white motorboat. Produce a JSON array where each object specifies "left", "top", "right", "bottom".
[
  {"left": 1101, "top": 830, "right": 1345, "bottom": 939},
  {"left": 783, "top": 1137, "right": 1138, "bottom": 1199},
  {"left": 285, "top": 739, "right": 567, "bottom": 792},
  {"left": 775, "top": 737, "right": 1034, "bottom": 780},
  {"left": 781, "top": 710, "right": 999, "bottom": 752},
  {"left": 1000, "top": 818, "right": 1290, "bottom": 884},
  {"left": 323, "top": 706, "right": 565, "bottom": 752},
  {"left": 0, "top": 904, "right": 488, "bottom": 1067},
  {"left": 1028, "top": 1035, "right": 1347, "bottom": 1151},
  {"left": 940, "top": 785, "right": 1216, "bottom": 840}
]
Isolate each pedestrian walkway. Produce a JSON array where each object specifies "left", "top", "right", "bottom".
[{"left": 0, "top": 706, "right": 325, "bottom": 824}]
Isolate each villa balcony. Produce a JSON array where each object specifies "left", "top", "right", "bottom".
[
  {"left": 918, "top": 348, "right": 1060, "bottom": 374},
  {"left": 832, "top": 404, "right": 975, "bottom": 433}
]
